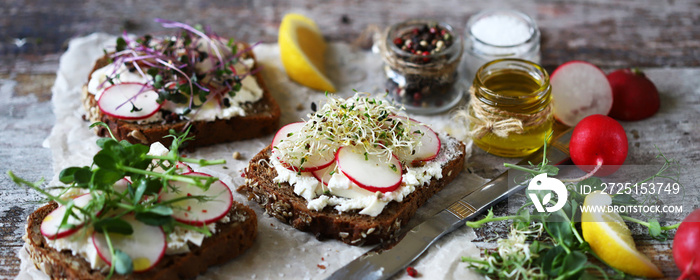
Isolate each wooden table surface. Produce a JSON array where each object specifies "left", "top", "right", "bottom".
[{"left": 1, "top": 0, "right": 699, "bottom": 278}]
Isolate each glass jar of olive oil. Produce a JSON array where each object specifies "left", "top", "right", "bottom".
[{"left": 468, "top": 58, "right": 552, "bottom": 157}]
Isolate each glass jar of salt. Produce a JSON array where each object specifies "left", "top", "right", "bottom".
[
  {"left": 381, "top": 20, "right": 464, "bottom": 114},
  {"left": 463, "top": 9, "right": 541, "bottom": 82}
]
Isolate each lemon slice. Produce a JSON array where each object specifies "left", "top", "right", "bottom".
[
  {"left": 581, "top": 191, "right": 663, "bottom": 278},
  {"left": 278, "top": 13, "right": 336, "bottom": 92}
]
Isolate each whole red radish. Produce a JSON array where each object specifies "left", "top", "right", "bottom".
[
  {"left": 674, "top": 208, "right": 700, "bottom": 280},
  {"left": 607, "top": 68, "right": 660, "bottom": 121},
  {"left": 550, "top": 61, "right": 613, "bottom": 127},
  {"left": 569, "top": 114, "right": 628, "bottom": 177}
]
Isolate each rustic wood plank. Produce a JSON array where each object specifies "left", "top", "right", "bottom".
[
  {"left": 1, "top": 0, "right": 700, "bottom": 68},
  {"left": 0, "top": 72, "right": 54, "bottom": 278}
]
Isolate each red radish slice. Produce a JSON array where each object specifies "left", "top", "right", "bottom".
[
  {"left": 336, "top": 147, "right": 403, "bottom": 193},
  {"left": 311, "top": 163, "right": 336, "bottom": 186},
  {"left": 41, "top": 194, "right": 98, "bottom": 239},
  {"left": 403, "top": 123, "right": 441, "bottom": 163},
  {"left": 176, "top": 162, "right": 193, "bottom": 173},
  {"left": 550, "top": 61, "right": 613, "bottom": 127},
  {"left": 384, "top": 116, "right": 441, "bottom": 163},
  {"left": 285, "top": 145, "right": 335, "bottom": 172},
  {"left": 159, "top": 172, "right": 232, "bottom": 226},
  {"left": 271, "top": 122, "right": 305, "bottom": 150},
  {"left": 92, "top": 215, "right": 166, "bottom": 272},
  {"left": 98, "top": 82, "right": 162, "bottom": 120},
  {"left": 311, "top": 165, "right": 378, "bottom": 199},
  {"left": 271, "top": 122, "right": 335, "bottom": 172},
  {"left": 111, "top": 177, "right": 132, "bottom": 193}
]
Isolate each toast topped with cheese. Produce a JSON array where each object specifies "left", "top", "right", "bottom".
[
  {"left": 82, "top": 19, "right": 280, "bottom": 149},
  {"left": 239, "top": 93, "right": 465, "bottom": 245},
  {"left": 12, "top": 130, "right": 257, "bottom": 279}
]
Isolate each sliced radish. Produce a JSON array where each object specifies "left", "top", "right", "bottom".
[
  {"left": 92, "top": 215, "right": 166, "bottom": 272},
  {"left": 403, "top": 123, "right": 441, "bottom": 163},
  {"left": 336, "top": 147, "right": 403, "bottom": 193},
  {"left": 550, "top": 61, "right": 613, "bottom": 127},
  {"left": 41, "top": 194, "right": 98, "bottom": 240},
  {"left": 270, "top": 122, "right": 304, "bottom": 167},
  {"left": 176, "top": 162, "right": 194, "bottom": 173},
  {"left": 111, "top": 177, "right": 132, "bottom": 193},
  {"left": 312, "top": 164, "right": 379, "bottom": 198},
  {"left": 159, "top": 172, "right": 232, "bottom": 226},
  {"left": 271, "top": 121, "right": 335, "bottom": 172},
  {"left": 98, "top": 82, "right": 162, "bottom": 120},
  {"left": 311, "top": 163, "right": 336, "bottom": 186},
  {"left": 271, "top": 122, "right": 305, "bottom": 150},
  {"left": 384, "top": 116, "right": 441, "bottom": 164}
]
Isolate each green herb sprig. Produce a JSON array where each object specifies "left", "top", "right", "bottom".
[
  {"left": 8, "top": 122, "right": 226, "bottom": 277},
  {"left": 462, "top": 133, "right": 683, "bottom": 280}
]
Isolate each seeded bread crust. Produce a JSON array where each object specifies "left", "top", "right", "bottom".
[
  {"left": 81, "top": 42, "right": 281, "bottom": 149},
  {"left": 23, "top": 201, "right": 257, "bottom": 280},
  {"left": 239, "top": 136, "right": 466, "bottom": 246}
]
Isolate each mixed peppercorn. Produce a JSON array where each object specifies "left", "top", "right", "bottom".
[
  {"left": 393, "top": 23, "right": 453, "bottom": 58},
  {"left": 384, "top": 21, "right": 461, "bottom": 110}
]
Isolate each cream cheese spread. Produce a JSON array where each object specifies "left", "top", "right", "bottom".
[{"left": 271, "top": 134, "right": 454, "bottom": 217}]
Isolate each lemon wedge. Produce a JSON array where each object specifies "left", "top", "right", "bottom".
[
  {"left": 278, "top": 13, "right": 336, "bottom": 92},
  {"left": 581, "top": 191, "right": 663, "bottom": 278}
]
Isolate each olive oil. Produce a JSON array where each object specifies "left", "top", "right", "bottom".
[{"left": 469, "top": 59, "right": 553, "bottom": 157}]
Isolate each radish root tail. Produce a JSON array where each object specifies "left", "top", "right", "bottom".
[{"left": 561, "top": 160, "right": 603, "bottom": 183}]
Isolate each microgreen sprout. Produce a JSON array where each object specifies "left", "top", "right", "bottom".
[
  {"left": 8, "top": 123, "right": 227, "bottom": 277},
  {"left": 97, "top": 19, "right": 261, "bottom": 123},
  {"left": 275, "top": 93, "right": 420, "bottom": 169}
]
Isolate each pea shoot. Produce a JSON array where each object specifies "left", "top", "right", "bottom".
[
  {"left": 462, "top": 135, "right": 683, "bottom": 279},
  {"left": 8, "top": 122, "right": 226, "bottom": 277}
]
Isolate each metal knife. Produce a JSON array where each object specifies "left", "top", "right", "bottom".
[{"left": 327, "top": 130, "right": 572, "bottom": 280}]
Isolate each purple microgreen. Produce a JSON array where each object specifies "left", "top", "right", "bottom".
[
  {"left": 232, "top": 41, "right": 261, "bottom": 61},
  {"left": 154, "top": 18, "right": 225, "bottom": 69}
]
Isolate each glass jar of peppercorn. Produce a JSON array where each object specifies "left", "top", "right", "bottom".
[{"left": 381, "top": 20, "right": 464, "bottom": 114}]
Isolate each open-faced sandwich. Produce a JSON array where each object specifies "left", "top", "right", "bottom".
[
  {"left": 82, "top": 19, "right": 280, "bottom": 149},
  {"left": 11, "top": 128, "right": 256, "bottom": 279},
  {"left": 239, "top": 93, "right": 465, "bottom": 245}
]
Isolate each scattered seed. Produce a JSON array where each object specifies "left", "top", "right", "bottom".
[{"left": 232, "top": 151, "right": 241, "bottom": 160}]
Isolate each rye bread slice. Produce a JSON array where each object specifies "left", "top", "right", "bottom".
[
  {"left": 239, "top": 135, "right": 466, "bottom": 246},
  {"left": 23, "top": 201, "right": 257, "bottom": 279},
  {"left": 81, "top": 42, "right": 281, "bottom": 149}
]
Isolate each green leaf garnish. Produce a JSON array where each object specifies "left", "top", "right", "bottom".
[{"left": 463, "top": 133, "right": 684, "bottom": 279}]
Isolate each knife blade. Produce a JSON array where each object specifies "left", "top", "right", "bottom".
[{"left": 327, "top": 130, "right": 572, "bottom": 280}]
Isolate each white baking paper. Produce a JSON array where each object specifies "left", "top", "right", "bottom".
[{"left": 18, "top": 33, "right": 486, "bottom": 280}]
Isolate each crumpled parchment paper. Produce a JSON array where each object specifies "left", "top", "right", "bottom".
[{"left": 17, "top": 33, "right": 485, "bottom": 280}]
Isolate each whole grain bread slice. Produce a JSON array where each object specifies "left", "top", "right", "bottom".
[
  {"left": 81, "top": 42, "right": 281, "bottom": 149},
  {"left": 239, "top": 135, "right": 466, "bottom": 246},
  {"left": 23, "top": 201, "right": 257, "bottom": 280}
]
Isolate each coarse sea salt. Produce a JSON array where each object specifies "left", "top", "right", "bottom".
[
  {"left": 462, "top": 9, "right": 541, "bottom": 81},
  {"left": 471, "top": 14, "right": 532, "bottom": 46}
]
